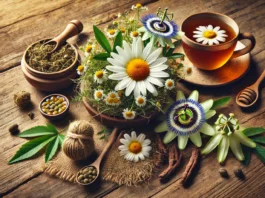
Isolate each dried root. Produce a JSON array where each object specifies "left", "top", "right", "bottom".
[
  {"left": 159, "top": 144, "right": 182, "bottom": 180},
  {"left": 180, "top": 146, "right": 199, "bottom": 185},
  {"left": 155, "top": 134, "right": 167, "bottom": 167}
]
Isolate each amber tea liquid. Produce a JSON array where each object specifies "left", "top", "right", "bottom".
[{"left": 182, "top": 17, "right": 237, "bottom": 70}]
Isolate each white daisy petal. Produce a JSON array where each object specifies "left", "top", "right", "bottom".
[
  {"left": 108, "top": 72, "right": 127, "bottom": 80},
  {"left": 139, "top": 81, "right": 147, "bottom": 96},
  {"left": 150, "top": 64, "right": 168, "bottom": 71},
  {"left": 134, "top": 155, "right": 139, "bottom": 162},
  {"left": 147, "top": 76, "right": 164, "bottom": 87},
  {"left": 115, "top": 77, "right": 132, "bottom": 90},
  {"left": 146, "top": 48, "right": 162, "bottom": 65},
  {"left": 208, "top": 25, "right": 213, "bottom": 30},
  {"left": 213, "top": 26, "right": 220, "bottom": 31},
  {"left": 131, "top": 131, "right": 137, "bottom": 139},
  {"left": 193, "top": 35, "right": 203, "bottom": 38},
  {"left": 150, "top": 71, "right": 169, "bottom": 78},
  {"left": 135, "top": 37, "right": 143, "bottom": 58},
  {"left": 116, "top": 46, "right": 131, "bottom": 62},
  {"left": 142, "top": 42, "right": 152, "bottom": 60},
  {"left": 134, "top": 82, "right": 141, "bottom": 97},
  {"left": 196, "top": 37, "right": 205, "bottom": 42},
  {"left": 144, "top": 80, "right": 158, "bottom": 96},
  {"left": 123, "top": 40, "right": 133, "bottom": 58},
  {"left": 107, "top": 57, "right": 124, "bottom": 67},
  {"left": 142, "top": 139, "right": 151, "bottom": 146},
  {"left": 208, "top": 39, "right": 214, "bottom": 46},
  {"left": 106, "top": 66, "right": 125, "bottom": 72},
  {"left": 125, "top": 80, "right": 136, "bottom": 96},
  {"left": 216, "top": 36, "right": 226, "bottom": 42},
  {"left": 137, "top": 133, "right": 146, "bottom": 142},
  {"left": 138, "top": 153, "right": 145, "bottom": 160},
  {"left": 124, "top": 134, "right": 131, "bottom": 141},
  {"left": 202, "top": 39, "right": 208, "bottom": 45},
  {"left": 150, "top": 57, "right": 168, "bottom": 68},
  {"left": 120, "top": 138, "right": 129, "bottom": 145}
]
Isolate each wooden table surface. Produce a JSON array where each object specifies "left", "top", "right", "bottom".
[{"left": 1, "top": 0, "right": 265, "bottom": 197}]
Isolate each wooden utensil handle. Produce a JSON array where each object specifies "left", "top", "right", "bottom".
[
  {"left": 94, "top": 127, "right": 119, "bottom": 166},
  {"left": 231, "top": 32, "right": 256, "bottom": 58},
  {"left": 253, "top": 70, "right": 265, "bottom": 87},
  {"left": 53, "top": 20, "right": 83, "bottom": 45}
]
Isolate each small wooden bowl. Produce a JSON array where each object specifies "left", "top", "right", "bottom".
[
  {"left": 39, "top": 94, "right": 70, "bottom": 120},
  {"left": 21, "top": 39, "right": 78, "bottom": 92}
]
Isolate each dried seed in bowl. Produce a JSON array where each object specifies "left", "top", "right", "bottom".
[{"left": 41, "top": 95, "right": 67, "bottom": 115}]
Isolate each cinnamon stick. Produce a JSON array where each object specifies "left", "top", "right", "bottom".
[{"left": 155, "top": 134, "right": 167, "bottom": 167}]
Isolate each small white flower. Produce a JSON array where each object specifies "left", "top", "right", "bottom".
[
  {"left": 165, "top": 79, "right": 175, "bottom": 90},
  {"left": 122, "top": 108, "right": 136, "bottom": 120},
  {"left": 193, "top": 25, "right": 228, "bottom": 46},
  {"left": 76, "top": 65, "right": 88, "bottom": 75},
  {"left": 184, "top": 66, "right": 193, "bottom": 76},
  {"left": 105, "top": 96, "right": 121, "bottom": 106},
  {"left": 130, "top": 31, "right": 140, "bottom": 39},
  {"left": 94, "top": 69, "right": 108, "bottom": 84},
  {"left": 107, "top": 29, "right": 118, "bottom": 38},
  {"left": 84, "top": 44, "right": 95, "bottom": 57},
  {"left": 94, "top": 90, "right": 104, "bottom": 101},
  {"left": 118, "top": 131, "right": 152, "bottom": 162},
  {"left": 107, "top": 91, "right": 120, "bottom": 99},
  {"left": 135, "top": 95, "right": 147, "bottom": 107},
  {"left": 131, "top": 3, "right": 148, "bottom": 11}
]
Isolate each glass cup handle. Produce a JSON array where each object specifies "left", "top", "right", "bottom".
[{"left": 231, "top": 32, "right": 256, "bottom": 58}]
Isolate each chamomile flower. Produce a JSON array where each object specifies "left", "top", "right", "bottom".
[
  {"left": 184, "top": 66, "right": 193, "bottom": 75},
  {"left": 130, "top": 31, "right": 140, "bottom": 39},
  {"left": 131, "top": 3, "right": 148, "bottom": 11},
  {"left": 193, "top": 25, "right": 228, "bottom": 45},
  {"left": 107, "top": 91, "right": 120, "bottom": 99},
  {"left": 105, "top": 95, "right": 121, "bottom": 106},
  {"left": 107, "top": 29, "right": 118, "bottom": 38},
  {"left": 119, "top": 131, "right": 151, "bottom": 162},
  {"left": 165, "top": 79, "right": 175, "bottom": 90},
  {"left": 121, "top": 27, "right": 126, "bottom": 34},
  {"left": 122, "top": 108, "right": 136, "bottom": 120},
  {"left": 135, "top": 95, "right": 147, "bottom": 107},
  {"left": 139, "top": 14, "right": 178, "bottom": 48},
  {"left": 155, "top": 90, "right": 216, "bottom": 150},
  {"left": 77, "top": 65, "right": 88, "bottom": 75},
  {"left": 94, "top": 69, "right": 108, "bottom": 84},
  {"left": 94, "top": 90, "right": 104, "bottom": 101},
  {"left": 106, "top": 37, "right": 169, "bottom": 98},
  {"left": 84, "top": 44, "right": 95, "bottom": 57}
]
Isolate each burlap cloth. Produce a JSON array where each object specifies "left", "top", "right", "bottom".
[{"left": 44, "top": 118, "right": 156, "bottom": 186}]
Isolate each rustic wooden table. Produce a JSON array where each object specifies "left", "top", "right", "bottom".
[{"left": 1, "top": 0, "right": 265, "bottom": 197}]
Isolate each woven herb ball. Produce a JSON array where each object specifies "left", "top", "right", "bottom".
[{"left": 63, "top": 120, "right": 95, "bottom": 160}]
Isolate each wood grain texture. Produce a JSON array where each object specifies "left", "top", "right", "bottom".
[{"left": 1, "top": 0, "right": 265, "bottom": 197}]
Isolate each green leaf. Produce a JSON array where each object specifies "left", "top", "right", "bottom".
[
  {"left": 143, "top": 38, "right": 150, "bottom": 47},
  {"left": 254, "top": 144, "right": 265, "bottom": 163},
  {"left": 241, "top": 145, "right": 252, "bottom": 166},
  {"left": 97, "top": 130, "right": 105, "bottom": 135},
  {"left": 45, "top": 136, "right": 60, "bottom": 163},
  {"left": 93, "top": 53, "right": 110, "bottom": 61},
  {"left": 162, "top": 46, "right": 167, "bottom": 56},
  {"left": 8, "top": 136, "right": 56, "bottom": 164},
  {"left": 18, "top": 124, "right": 58, "bottom": 138},
  {"left": 99, "top": 135, "right": 106, "bottom": 140},
  {"left": 251, "top": 136, "right": 265, "bottom": 144},
  {"left": 166, "top": 40, "right": 181, "bottom": 56},
  {"left": 113, "top": 31, "right": 122, "bottom": 53},
  {"left": 167, "top": 53, "right": 185, "bottom": 59},
  {"left": 93, "top": 25, "right": 111, "bottom": 53},
  {"left": 58, "top": 134, "right": 65, "bottom": 146},
  {"left": 243, "top": 127, "right": 265, "bottom": 137},
  {"left": 211, "top": 97, "right": 231, "bottom": 110}
]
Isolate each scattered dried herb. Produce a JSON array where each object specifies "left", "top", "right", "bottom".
[
  {"left": 219, "top": 168, "right": 229, "bottom": 178},
  {"left": 233, "top": 167, "right": 245, "bottom": 179},
  {"left": 9, "top": 124, "right": 19, "bottom": 135},
  {"left": 14, "top": 91, "right": 31, "bottom": 108},
  {"left": 28, "top": 112, "right": 34, "bottom": 120},
  {"left": 26, "top": 41, "right": 75, "bottom": 73}
]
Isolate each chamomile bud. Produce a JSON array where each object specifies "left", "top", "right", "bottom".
[
  {"left": 215, "top": 121, "right": 220, "bottom": 125},
  {"left": 220, "top": 130, "right": 225, "bottom": 135},
  {"left": 229, "top": 113, "right": 235, "bottom": 117},
  {"left": 218, "top": 114, "right": 224, "bottom": 118},
  {"left": 216, "top": 126, "right": 221, "bottom": 131},
  {"left": 227, "top": 131, "right": 232, "bottom": 136}
]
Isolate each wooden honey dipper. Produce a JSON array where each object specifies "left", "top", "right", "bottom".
[{"left": 236, "top": 70, "right": 265, "bottom": 107}]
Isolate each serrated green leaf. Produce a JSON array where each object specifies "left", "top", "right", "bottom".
[
  {"left": 45, "top": 136, "right": 60, "bottom": 163},
  {"left": 58, "top": 134, "right": 65, "bottom": 146},
  {"left": 241, "top": 145, "right": 252, "bottom": 166},
  {"left": 93, "top": 25, "right": 111, "bottom": 53},
  {"left": 251, "top": 136, "right": 265, "bottom": 144},
  {"left": 113, "top": 31, "right": 122, "bottom": 53},
  {"left": 243, "top": 127, "right": 265, "bottom": 137},
  {"left": 211, "top": 97, "right": 231, "bottom": 110},
  {"left": 18, "top": 124, "right": 58, "bottom": 138},
  {"left": 167, "top": 53, "right": 185, "bottom": 59},
  {"left": 254, "top": 144, "right": 265, "bottom": 163},
  {"left": 93, "top": 53, "right": 110, "bottom": 61},
  {"left": 8, "top": 136, "right": 56, "bottom": 164}
]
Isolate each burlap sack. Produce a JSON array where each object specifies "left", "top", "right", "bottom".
[{"left": 44, "top": 119, "right": 156, "bottom": 186}]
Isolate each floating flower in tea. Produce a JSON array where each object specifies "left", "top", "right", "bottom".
[
  {"left": 155, "top": 90, "right": 216, "bottom": 149},
  {"left": 193, "top": 25, "right": 228, "bottom": 45}
]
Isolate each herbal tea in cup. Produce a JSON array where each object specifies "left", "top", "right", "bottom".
[{"left": 181, "top": 12, "right": 256, "bottom": 70}]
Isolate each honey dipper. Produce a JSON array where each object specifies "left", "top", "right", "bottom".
[{"left": 236, "top": 70, "right": 265, "bottom": 107}]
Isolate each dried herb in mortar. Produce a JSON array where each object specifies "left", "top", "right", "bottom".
[{"left": 26, "top": 41, "right": 75, "bottom": 73}]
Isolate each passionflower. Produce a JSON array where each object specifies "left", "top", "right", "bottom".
[
  {"left": 193, "top": 25, "right": 228, "bottom": 46},
  {"left": 119, "top": 131, "right": 151, "bottom": 162},
  {"left": 106, "top": 37, "right": 169, "bottom": 97},
  {"left": 138, "top": 14, "right": 178, "bottom": 48},
  {"left": 155, "top": 90, "right": 215, "bottom": 150},
  {"left": 201, "top": 113, "right": 256, "bottom": 163}
]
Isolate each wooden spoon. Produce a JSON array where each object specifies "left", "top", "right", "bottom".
[
  {"left": 76, "top": 128, "right": 118, "bottom": 185},
  {"left": 236, "top": 70, "right": 265, "bottom": 107},
  {"left": 43, "top": 20, "right": 83, "bottom": 53}
]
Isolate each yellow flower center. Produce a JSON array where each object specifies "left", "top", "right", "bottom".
[
  {"left": 125, "top": 111, "right": 133, "bottom": 118},
  {"left": 203, "top": 30, "right": 217, "bottom": 39},
  {"left": 107, "top": 97, "right": 114, "bottom": 103},
  {"left": 137, "top": 98, "right": 144, "bottom": 104},
  {"left": 121, "top": 28, "right": 126, "bottom": 33},
  {"left": 85, "top": 45, "right": 93, "bottom": 52},
  {"left": 96, "top": 92, "right": 102, "bottom": 98},
  {"left": 108, "top": 29, "right": 116, "bottom": 35},
  {"left": 113, "top": 98, "right": 120, "bottom": 103},
  {"left": 129, "top": 141, "right": 142, "bottom": 154},
  {"left": 132, "top": 31, "right": 139, "bottom": 37},
  {"left": 126, "top": 58, "right": 150, "bottom": 81},
  {"left": 95, "top": 71, "right": 104, "bottom": 78},
  {"left": 109, "top": 93, "right": 116, "bottom": 98},
  {"left": 136, "top": 3, "right": 142, "bottom": 9},
  {"left": 77, "top": 65, "right": 84, "bottom": 72},
  {"left": 167, "top": 81, "right": 173, "bottom": 87}
]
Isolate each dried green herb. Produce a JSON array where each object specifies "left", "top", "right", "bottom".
[{"left": 26, "top": 41, "right": 75, "bottom": 73}]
